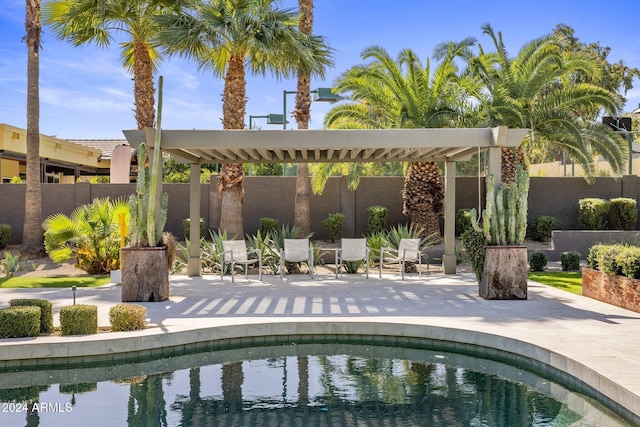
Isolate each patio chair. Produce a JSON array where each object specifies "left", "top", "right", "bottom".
[
  {"left": 280, "top": 238, "right": 313, "bottom": 279},
  {"left": 221, "top": 240, "right": 262, "bottom": 282},
  {"left": 379, "top": 238, "right": 424, "bottom": 280},
  {"left": 335, "top": 238, "right": 370, "bottom": 279}
]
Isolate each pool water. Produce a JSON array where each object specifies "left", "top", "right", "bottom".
[{"left": 0, "top": 343, "right": 634, "bottom": 426}]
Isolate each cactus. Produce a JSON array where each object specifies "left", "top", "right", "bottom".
[
  {"left": 470, "top": 166, "right": 530, "bottom": 246},
  {"left": 128, "top": 76, "right": 168, "bottom": 247}
]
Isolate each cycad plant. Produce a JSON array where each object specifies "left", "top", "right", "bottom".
[{"left": 43, "top": 197, "right": 129, "bottom": 274}]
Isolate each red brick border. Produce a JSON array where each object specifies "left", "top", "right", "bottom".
[{"left": 582, "top": 267, "right": 640, "bottom": 313}]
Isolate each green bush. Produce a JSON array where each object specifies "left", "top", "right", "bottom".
[
  {"left": 109, "top": 303, "right": 147, "bottom": 332},
  {"left": 596, "top": 244, "right": 626, "bottom": 276},
  {"left": 367, "top": 206, "right": 388, "bottom": 235},
  {"left": 578, "top": 198, "right": 610, "bottom": 230},
  {"left": 609, "top": 198, "right": 638, "bottom": 230},
  {"left": 560, "top": 251, "right": 581, "bottom": 271},
  {"left": 0, "top": 224, "right": 10, "bottom": 250},
  {"left": 616, "top": 246, "right": 640, "bottom": 279},
  {"left": 0, "top": 306, "right": 40, "bottom": 338},
  {"left": 322, "top": 213, "right": 345, "bottom": 242},
  {"left": 1, "top": 250, "right": 21, "bottom": 277},
  {"left": 587, "top": 244, "right": 605, "bottom": 270},
  {"left": 259, "top": 217, "right": 279, "bottom": 237},
  {"left": 461, "top": 228, "right": 485, "bottom": 282},
  {"left": 455, "top": 209, "right": 473, "bottom": 238},
  {"left": 528, "top": 250, "right": 547, "bottom": 272},
  {"left": 60, "top": 304, "right": 98, "bottom": 336},
  {"left": 182, "top": 217, "right": 206, "bottom": 240},
  {"left": 529, "top": 215, "right": 556, "bottom": 242},
  {"left": 10, "top": 299, "right": 53, "bottom": 333}
]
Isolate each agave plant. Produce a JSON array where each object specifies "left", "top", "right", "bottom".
[{"left": 43, "top": 197, "right": 129, "bottom": 274}]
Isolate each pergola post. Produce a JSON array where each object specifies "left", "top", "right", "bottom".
[
  {"left": 187, "top": 162, "right": 201, "bottom": 275},
  {"left": 442, "top": 160, "right": 457, "bottom": 274}
]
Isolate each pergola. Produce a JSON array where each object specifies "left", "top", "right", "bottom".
[{"left": 123, "top": 126, "right": 528, "bottom": 276}]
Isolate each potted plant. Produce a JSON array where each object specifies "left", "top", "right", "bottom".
[
  {"left": 121, "top": 77, "right": 174, "bottom": 302},
  {"left": 464, "top": 166, "right": 530, "bottom": 299}
]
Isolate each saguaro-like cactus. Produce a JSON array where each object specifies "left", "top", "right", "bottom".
[
  {"left": 128, "top": 76, "right": 168, "bottom": 247},
  {"left": 471, "top": 166, "right": 529, "bottom": 246}
]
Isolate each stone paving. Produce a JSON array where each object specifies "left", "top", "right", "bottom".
[{"left": 0, "top": 271, "right": 639, "bottom": 422}]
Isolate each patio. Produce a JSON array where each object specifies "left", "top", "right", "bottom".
[{"left": 0, "top": 272, "right": 639, "bottom": 423}]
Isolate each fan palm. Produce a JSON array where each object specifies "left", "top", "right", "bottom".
[
  {"left": 43, "top": 0, "right": 175, "bottom": 130},
  {"left": 467, "top": 24, "right": 626, "bottom": 182},
  {"left": 322, "top": 42, "right": 477, "bottom": 236},
  {"left": 155, "top": 0, "right": 333, "bottom": 237}
]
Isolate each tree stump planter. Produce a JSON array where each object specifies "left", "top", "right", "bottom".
[
  {"left": 121, "top": 246, "right": 169, "bottom": 302},
  {"left": 480, "top": 246, "right": 528, "bottom": 300}
]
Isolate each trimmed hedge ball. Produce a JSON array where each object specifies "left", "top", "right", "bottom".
[
  {"left": 109, "top": 303, "right": 147, "bottom": 332},
  {"left": 0, "top": 306, "right": 41, "bottom": 338},
  {"left": 60, "top": 304, "right": 98, "bottom": 336},
  {"left": 10, "top": 298, "right": 53, "bottom": 333}
]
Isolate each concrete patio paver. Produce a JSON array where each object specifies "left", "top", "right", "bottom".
[{"left": 0, "top": 271, "right": 639, "bottom": 422}]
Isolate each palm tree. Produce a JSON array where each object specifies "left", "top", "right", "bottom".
[
  {"left": 43, "top": 0, "right": 173, "bottom": 130},
  {"left": 467, "top": 24, "right": 627, "bottom": 183},
  {"left": 155, "top": 0, "right": 333, "bottom": 238},
  {"left": 292, "top": 0, "right": 314, "bottom": 237},
  {"left": 323, "top": 42, "right": 477, "bottom": 237},
  {"left": 23, "top": 0, "right": 43, "bottom": 254}
]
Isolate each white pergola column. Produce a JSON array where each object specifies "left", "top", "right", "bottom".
[
  {"left": 442, "top": 160, "right": 457, "bottom": 274},
  {"left": 187, "top": 162, "right": 201, "bottom": 276}
]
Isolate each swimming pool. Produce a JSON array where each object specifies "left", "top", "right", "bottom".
[{"left": 0, "top": 338, "right": 634, "bottom": 426}]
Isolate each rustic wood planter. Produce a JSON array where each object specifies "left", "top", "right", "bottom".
[
  {"left": 582, "top": 267, "right": 640, "bottom": 313},
  {"left": 121, "top": 246, "right": 169, "bottom": 302},
  {"left": 480, "top": 246, "right": 528, "bottom": 300}
]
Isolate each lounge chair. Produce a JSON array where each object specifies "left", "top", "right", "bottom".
[
  {"left": 379, "top": 238, "right": 424, "bottom": 280},
  {"left": 335, "top": 238, "right": 370, "bottom": 278},
  {"left": 221, "top": 240, "right": 262, "bottom": 282},
  {"left": 280, "top": 238, "right": 313, "bottom": 279}
]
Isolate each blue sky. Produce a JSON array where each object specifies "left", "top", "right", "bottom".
[{"left": 0, "top": 0, "right": 639, "bottom": 139}]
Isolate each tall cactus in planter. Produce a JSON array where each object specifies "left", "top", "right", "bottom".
[
  {"left": 465, "top": 166, "right": 530, "bottom": 300},
  {"left": 122, "top": 76, "right": 171, "bottom": 302}
]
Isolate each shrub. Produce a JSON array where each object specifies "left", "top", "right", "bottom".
[
  {"left": 587, "top": 244, "right": 605, "bottom": 270},
  {"left": 461, "top": 227, "right": 485, "bottom": 282},
  {"left": 366, "top": 231, "right": 386, "bottom": 264},
  {"left": 529, "top": 215, "right": 556, "bottom": 242},
  {"left": 596, "top": 244, "right": 626, "bottom": 276},
  {"left": 528, "top": 250, "right": 547, "bottom": 272},
  {"left": 259, "top": 217, "right": 279, "bottom": 237},
  {"left": 0, "top": 306, "right": 40, "bottom": 338},
  {"left": 10, "top": 299, "right": 53, "bottom": 333},
  {"left": 560, "top": 251, "right": 581, "bottom": 271},
  {"left": 616, "top": 246, "right": 640, "bottom": 279},
  {"left": 1, "top": 251, "right": 21, "bottom": 277},
  {"left": 109, "top": 304, "right": 147, "bottom": 332},
  {"left": 182, "top": 218, "right": 206, "bottom": 240},
  {"left": 609, "top": 198, "right": 637, "bottom": 231},
  {"left": 0, "top": 224, "right": 10, "bottom": 250},
  {"left": 322, "top": 213, "right": 345, "bottom": 242},
  {"left": 578, "top": 198, "right": 610, "bottom": 230},
  {"left": 455, "top": 209, "right": 473, "bottom": 238},
  {"left": 43, "top": 197, "right": 128, "bottom": 274},
  {"left": 60, "top": 304, "right": 98, "bottom": 336},
  {"left": 367, "top": 206, "right": 387, "bottom": 235}
]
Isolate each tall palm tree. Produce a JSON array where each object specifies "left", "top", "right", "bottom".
[
  {"left": 43, "top": 0, "right": 174, "bottom": 130},
  {"left": 323, "top": 42, "right": 477, "bottom": 237},
  {"left": 468, "top": 24, "right": 626, "bottom": 183},
  {"left": 23, "top": 0, "right": 43, "bottom": 254},
  {"left": 292, "top": 0, "right": 314, "bottom": 237},
  {"left": 155, "top": 0, "right": 333, "bottom": 238}
]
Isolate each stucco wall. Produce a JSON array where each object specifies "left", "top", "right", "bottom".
[{"left": 1, "top": 175, "right": 639, "bottom": 244}]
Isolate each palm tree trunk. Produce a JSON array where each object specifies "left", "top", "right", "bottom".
[
  {"left": 293, "top": 0, "right": 314, "bottom": 237},
  {"left": 23, "top": 0, "right": 43, "bottom": 254},
  {"left": 219, "top": 54, "right": 246, "bottom": 237},
  {"left": 402, "top": 161, "right": 444, "bottom": 238},
  {"left": 133, "top": 39, "right": 155, "bottom": 130}
]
